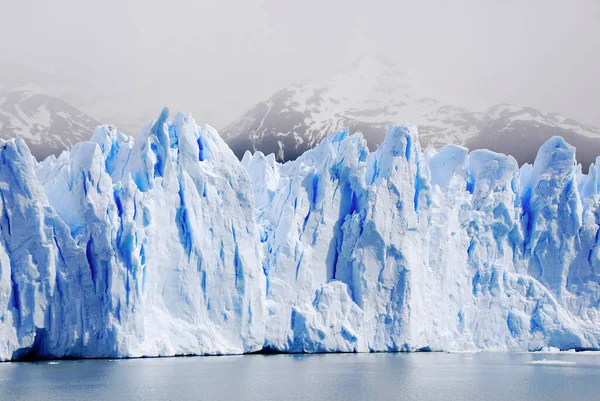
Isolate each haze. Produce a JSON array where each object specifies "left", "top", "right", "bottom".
[{"left": 0, "top": 0, "right": 598, "bottom": 132}]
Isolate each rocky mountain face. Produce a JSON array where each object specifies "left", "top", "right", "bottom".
[
  {"left": 223, "top": 56, "right": 600, "bottom": 169},
  {"left": 2, "top": 57, "right": 599, "bottom": 168},
  {"left": 466, "top": 104, "right": 600, "bottom": 170},
  {"left": 0, "top": 83, "right": 99, "bottom": 160}
]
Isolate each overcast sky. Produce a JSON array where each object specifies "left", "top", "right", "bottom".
[{"left": 0, "top": 0, "right": 599, "bottom": 129}]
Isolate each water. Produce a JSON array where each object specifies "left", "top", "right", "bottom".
[{"left": 1, "top": 352, "right": 600, "bottom": 401}]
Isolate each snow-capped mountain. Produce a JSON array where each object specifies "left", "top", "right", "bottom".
[
  {"left": 2, "top": 108, "right": 600, "bottom": 361},
  {"left": 467, "top": 104, "right": 600, "bottom": 170},
  {"left": 223, "top": 56, "right": 600, "bottom": 169},
  {"left": 223, "top": 55, "right": 476, "bottom": 161},
  {"left": 0, "top": 83, "right": 99, "bottom": 160}
]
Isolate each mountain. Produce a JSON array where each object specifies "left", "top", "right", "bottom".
[
  {"left": 2, "top": 109, "right": 600, "bottom": 361},
  {"left": 223, "top": 55, "right": 478, "bottom": 161},
  {"left": 223, "top": 56, "right": 600, "bottom": 169},
  {"left": 466, "top": 104, "right": 600, "bottom": 170},
  {"left": 0, "top": 83, "right": 99, "bottom": 160}
]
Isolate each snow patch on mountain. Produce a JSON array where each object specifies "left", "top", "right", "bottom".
[
  {"left": 0, "top": 83, "right": 99, "bottom": 161},
  {"left": 223, "top": 56, "right": 600, "bottom": 170}
]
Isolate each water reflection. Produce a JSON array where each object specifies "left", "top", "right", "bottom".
[{"left": 1, "top": 352, "right": 599, "bottom": 401}]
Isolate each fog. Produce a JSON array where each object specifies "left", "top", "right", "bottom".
[{"left": 0, "top": 0, "right": 598, "bottom": 130}]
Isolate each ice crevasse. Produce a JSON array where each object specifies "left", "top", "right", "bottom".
[{"left": 1, "top": 107, "right": 600, "bottom": 361}]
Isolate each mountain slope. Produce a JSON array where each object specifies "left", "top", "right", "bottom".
[
  {"left": 223, "top": 56, "right": 600, "bottom": 168},
  {"left": 223, "top": 56, "right": 483, "bottom": 161},
  {"left": 467, "top": 104, "right": 600, "bottom": 170},
  {"left": 0, "top": 83, "right": 99, "bottom": 160}
]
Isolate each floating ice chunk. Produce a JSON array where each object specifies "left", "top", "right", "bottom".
[{"left": 530, "top": 359, "right": 576, "bottom": 365}]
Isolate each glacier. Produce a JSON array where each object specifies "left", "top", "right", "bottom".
[{"left": 2, "top": 107, "right": 600, "bottom": 361}]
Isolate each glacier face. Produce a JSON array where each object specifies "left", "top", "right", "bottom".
[
  {"left": 2, "top": 108, "right": 600, "bottom": 361},
  {"left": 1, "top": 109, "right": 265, "bottom": 360}
]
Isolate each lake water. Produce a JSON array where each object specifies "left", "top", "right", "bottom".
[{"left": 1, "top": 352, "right": 599, "bottom": 400}]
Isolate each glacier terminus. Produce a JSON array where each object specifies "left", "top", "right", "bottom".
[{"left": 2, "top": 107, "right": 600, "bottom": 361}]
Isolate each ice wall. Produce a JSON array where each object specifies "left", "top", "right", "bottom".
[
  {"left": 2, "top": 109, "right": 600, "bottom": 361},
  {"left": 248, "top": 125, "right": 600, "bottom": 352},
  {"left": 1, "top": 109, "right": 265, "bottom": 360}
]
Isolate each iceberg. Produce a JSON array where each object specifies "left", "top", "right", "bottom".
[{"left": 1, "top": 108, "right": 600, "bottom": 361}]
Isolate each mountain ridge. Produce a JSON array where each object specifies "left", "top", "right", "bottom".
[
  {"left": 0, "top": 82, "right": 99, "bottom": 160},
  {"left": 223, "top": 55, "right": 600, "bottom": 169}
]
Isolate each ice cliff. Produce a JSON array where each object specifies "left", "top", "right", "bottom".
[{"left": 2, "top": 108, "right": 600, "bottom": 360}]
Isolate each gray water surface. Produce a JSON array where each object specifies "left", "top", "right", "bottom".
[{"left": 1, "top": 352, "right": 599, "bottom": 401}]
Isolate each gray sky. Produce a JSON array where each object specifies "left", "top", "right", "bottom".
[{"left": 1, "top": 0, "right": 599, "bottom": 129}]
